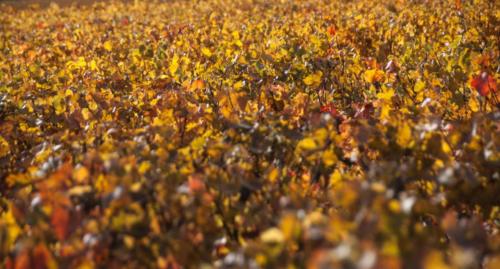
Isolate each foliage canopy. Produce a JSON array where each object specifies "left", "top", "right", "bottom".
[{"left": 0, "top": 0, "right": 498, "bottom": 268}]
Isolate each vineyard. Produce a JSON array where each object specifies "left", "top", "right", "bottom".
[{"left": 0, "top": 0, "right": 499, "bottom": 268}]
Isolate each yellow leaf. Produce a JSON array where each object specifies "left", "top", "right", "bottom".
[
  {"left": 131, "top": 48, "right": 141, "bottom": 64},
  {"left": 68, "top": 185, "right": 92, "bottom": 196},
  {"left": 82, "top": 108, "right": 91, "bottom": 120},
  {"left": 0, "top": 136, "right": 10, "bottom": 158},
  {"left": 329, "top": 170, "right": 342, "bottom": 186},
  {"left": 322, "top": 150, "right": 337, "bottom": 167},
  {"left": 382, "top": 238, "right": 400, "bottom": 256},
  {"left": 231, "top": 31, "right": 240, "bottom": 40},
  {"left": 95, "top": 174, "right": 110, "bottom": 193},
  {"left": 0, "top": 203, "right": 21, "bottom": 247},
  {"left": 468, "top": 95, "right": 479, "bottom": 112},
  {"left": 379, "top": 103, "right": 391, "bottom": 120},
  {"left": 233, "top": 80, "right": 245, "bottom": 90},
  {"left": 76, "top": 57, "right": 87, "bottom": 68},
  {"left": 377, "top": 88, "right": 394, "bottom": 101},
  {"left": 103, "top": 41, "right": 113, "bottom": 52},
  {"left": 414, "top": 79, "right": 426, "bottom": 92},
  {"left": 169, "top": 54, "right": 179, "bottom": 76},
  {"left": 280, "top": 214, "right": 301, "bottom": 240},
  {"left": 388, "top": 199, "right": 401, "bottom": 213},
  {"left": 304, "top": 211, "right": 326, "bottom": 227},
  {"left": 124, "top": 235, "right": 135, "bottom": 249},
  {"left": 53, "top": 95, "right": 65, "bottom": 115},
  {"left": 364, "top": 69, "right": 385, "bottom": 83},
  {"left": 424, "top": 251, "right": 451, "bottom": 269},
  {"left": 73, "top": 166, "right": 89, "bottom": 183},
  {"left": 89, "top": 59, "right": 98, "bottom": 71},
  {"left": 88, "top": 101, "right": 98, "bottom": 111},
  {"left": 268, "top": 167, "right": 280, "bottom": 183},
  {"left": 441, "top": 140, "right": 452, "bottom": 155},
  {"left": 190, "top": 137, "right": 205, "bottom": 150},
  {"left": 303, "top": 71, "right": 323, "bottom": 87},
  {"left": 111, "top": 211, "right": 140, "bottom": 230},
  {"left": 130, "top": 182, "right": 142, "bottom": 192},
  {"left": 201, "top": 47, "right": 213, "bottom": 57},
  {"left": 260, "top": 227, "right": 284, "bottom": 244},
  {"left": 185, "top": 122, "right": 199, "bottom": 133},
  {"left": 396, "top": 123, "right": 412, "bottom": 148},
  {"left": 220, "top": 104, "right": 233, "bottom": 119},
  {"left": 313, "top": 128, "right": 328, "bottom": 145},
  {"left": 297, "top": 137, "right": 317, "bottom": 151},
  {"left": 138, "top": 161, "right": 151, "bottom": 174}
]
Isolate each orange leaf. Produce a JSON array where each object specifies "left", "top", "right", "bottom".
[
  {"left": 14, "top": 250, "right": 30, "bottom": 269},
  {"left": 189, "top": 79, "right": 205, "bottom": 91},
  {"left": 33, "top": 243, "right": 53, "bottom": 269},
  {"left": 188, "top": 175, "right": 205, "bottom": 193},
  {"left": 327, "top": 26, "right": 336, "bottom": 36},
  {"left": 470, "top": 72, "right": 497, "bottom": 96},
  {"left": 51, "top": 206, "right": 70, "bottom": 241}
]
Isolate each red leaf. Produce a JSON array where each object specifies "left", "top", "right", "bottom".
[
  {"left": 5, "top": 257, "right": 14, "bottom": 269},
  {"left": 51, "top": 206, "right": 70, "bottom": 241},
  {"left": 121, "top": 17, "right": 130, "bottom": 26},
  {"left": 327, "top": 26, "right": 336, "bottom": 36},
  {"left": 320, "top": 103, "right": 347, "bottom": 123},
  {"left": 33, "top": 244, "right": 52, "bottom": 269},
  {"left": 470, "top": 72, "right": 497, "bottom": 96},
  {"left": 320, "top": 103, "right": 338, "bottom": 116}
]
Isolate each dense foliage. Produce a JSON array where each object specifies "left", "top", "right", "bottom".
[{"left": 0, "top": 0, "right": 499, "bottom": 268}]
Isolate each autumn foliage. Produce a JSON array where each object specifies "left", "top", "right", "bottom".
[{"left": 0, "top": 0, "right": 499, "bottom": 268}]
